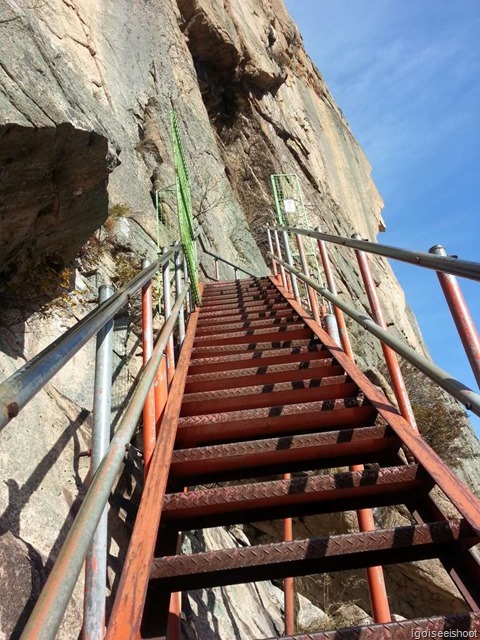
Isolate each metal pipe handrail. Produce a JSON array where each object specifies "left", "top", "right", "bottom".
[
  {"left": 0, "top": 248, "right": 177, "bottom": 430},
  {"left": 271, "top": 225, "right": 480, "bottom": 282},
  {"left": 20, "top": 282, "right": 191, "bottom": 640},
  {"left": 268, "top": 252, "right": 480, "bottom": 418},
  {"left": 197, "top": 233, "right": 257, "bottom": 278}
]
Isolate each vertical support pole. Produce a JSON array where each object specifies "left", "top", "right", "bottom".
[
  {"left": 174, "top": 244, "right": 186, "bottom": 345},
  {"left": 141, "top": 259, "right": 156, "bottom": 476},
  {"left": 184, "top": 255, "right": 193, "bottom": 316},
  {"left": 83, "top": 284, "right": 114, "bottom": 640},
  {"left": 316, "top": 228, "right": 354, "bottom": 359},
  {"left": 283, "top": 472, "right": 294, "bottom": 635},
  {"left": 162, "top": 247, "right": 176, "bottom": 384},
  {"left": 234, "top": 267, "right": 238, "bottom": 281},
  {"left": 295, "top": 233, "right": 321, "bottom": 324},
  {"left": 273, "top": 228, "right": 288, "bottom": 290},
  {"left": 214, "top": 258, "right": 220, "bottom": 281},
  {"left": 281, "top": 229, "right": 301, "bottom": 304},
  {"left": 429, "top": 244, "right": 480, "bottom": 388},
  {"left": 352, "top": 233, "right": 417, "bottom": 430},
  {"left": 266, "top": 226, "right": 278, "bottom": 278}
]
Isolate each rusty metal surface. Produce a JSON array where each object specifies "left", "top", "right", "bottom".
[
  {"left": 195, "top": 315, "right": 302, "bottom": 335},
  {"left": 201, "top": 294, "right": 284, "bottom": 308},
  {"left": 193, "top": 326, "right": 312, "bottom": 347},
  {"left": 180, "top": 381, "right": 358, "bottom": 417},
  {"left": 184, "top": 362, "right": 342, "bottom": 393},
  {"left": 269, "top": 276, "right": 480, "bottom": 537},
  {"left": 105, "top": 292, "right": 202, "bottom": 640},
  {"left": 194, "top": 322, "right": 308, "bottom": 343},
  {"left": 171, "top": 425, "right": 400, "bottom": 470},
  {"left": 197, "top": 307, "right": 298, "bottom": 327},
  {"left": 191, "top": 338, "right": 322, "bottom": 357},
  {"left": 162, "top": 465, "right": 425, "bottom": 527},
  {"left": 175, "top": 403, "right": 375, "bottom": 448},
  {"left": 199, "top": 301, "right": 291, "bottom": 317},
  {"left": 150, "top": 520, "right": 465, "bottom": 590},
  {"left": 261, "top": 613, "right": 480, "bottom": 640},
  {"left": 189, "top": 346, "right": 331, "bottom": 373}
]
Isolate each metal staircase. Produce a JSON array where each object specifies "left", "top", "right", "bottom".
[
  {"left": 105, "top": 275, "right": 480, "bottom": 640},
  {"left": 4, "top": 227, "right": 480, "bottom": 640}
]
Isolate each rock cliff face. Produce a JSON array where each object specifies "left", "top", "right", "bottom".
[{"left": 0, "top": 1, "right": 478, "bottom": 638}]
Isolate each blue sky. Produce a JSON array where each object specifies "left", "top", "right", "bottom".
[{"left": 284, "top": 0, "right": 480, "bottom": 434}]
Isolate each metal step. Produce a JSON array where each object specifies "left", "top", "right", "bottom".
[
  {"left": 195, "top": 315, "right": 303, "bottom": 336},
  {"left": 191, "top": 338, "right": 323, "bottom": 358},
  {"left": 196, "top": 307, "right": 299, "bottom": 327},
  {"left": 261, "top": 613, "right": 480, "bottom": 640},
  {"left": 198, "top": 302, "right": 292, "bottom": 320},
  {"left": 149, "top": 520, "right": 465, "bottom": 591},
  {"left": 184, "top": 361, "right": 341, "bottom": 393},
  {"left": 169, "top": 425, "right": 400, "bottom": 483},
  {"left": 180, "top": 380, "right": 357, "bottom": 417},
  {"left": 200, "top": 296, "right": 284, "bottom": 311},
  {"left": 193, "top": 323, "right": 308, "bottom": 344},
  {"left": 163, "top": 465, "right": 425, "bottom": 528},
  {"left": 188, "top": 346, "right": 332, "bottom": 375},
  {"left": 175, "top": 402, "right": 376, "bottom": 448}
]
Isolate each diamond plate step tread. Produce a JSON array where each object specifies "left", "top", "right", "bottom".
[
  {"left": 180, "top": 381, "right": 358, "bottom": 417},
  {"left": 200, "top": 296, "right": 285, "bottom": 311},
  {"left": 195, "top": 316, "right": 302, "bottom": 336},
  {"left": 260, "top": 613, "right": 480, "bottom": 640},
  {"left": 198, "top": 303, "right": 292, "bottom": 320},
  {"left": 162, "top": 465, "right": 426, "bottom": 527},
  {"left": 188, "top": 347, "right": 332, "bottom": 374},
  {"left": 191, "top": 338, "right": 322, "bottom": 357},
  {"left": 149, "top": 520, "right": 465, "bottom": 590},
  {"left": 169, "top": 424, "right": 400, "bottom": 481},
  {"left": 193, "top": 323, "right": 308, "bottom": 343},
  {"left": 196, "top": 308, "right": 299, "bottom": 327},
  {"left": 175, "top": 403, "right": 376, "bottom": 448},
  {"left": 184, "top": 362, "right": 341, "bottom": 393}
]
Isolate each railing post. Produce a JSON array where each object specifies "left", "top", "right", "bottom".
[
  {"left": 429, "top": 244, "right": 480, "bottom": 388},
  {"left": 83, "top": 284, "right": 114, "bottom": 640},
  {"left": 174, "top": 244, "right": 186, "bottom": 345},
  {"left": 234, "top": 266, "right": 238, "bottom": 281},
  {"left": 283, "top": 472, "right": 294, "bottom": 635},
  {"left": 273, "top": 228, "right": 289, "bottom": 290},
  {"left": 294, "top": 232, "right": 321, "bottom": 324},
  {"left": 352, "top": 233, "right": 418, "bottom": 430},
  {"left": 214, "top": 257, "right": 220, "bottom": 281},
  {"left": 162, "top": 247, "right": 176, "bottom": 384},
  {"left": 281, "top": 229, "right": 301, "bottom": 304},
  {"left": 316, "top": 227, "right": 355, "bottom": 359},
  {"left": 141, "top": 259, "right": 157, "bottom": 476},
  {"left": 266, "top": 226, "right": 278, "bottom": 278}
]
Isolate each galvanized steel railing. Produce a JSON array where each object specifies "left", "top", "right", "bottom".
[
  {"left": 266, "top": 224, "right": 480, "bottom": 419},
  {"left": 0, "top": 244, "right": 197, "bottom": 640},
  {"left": 198, "top": 232, "right": 257, "bottom": 280}
]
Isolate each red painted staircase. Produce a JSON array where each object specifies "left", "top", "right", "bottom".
[{"left": 106, "top": 276, "right": 480, "bottom": 640}]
